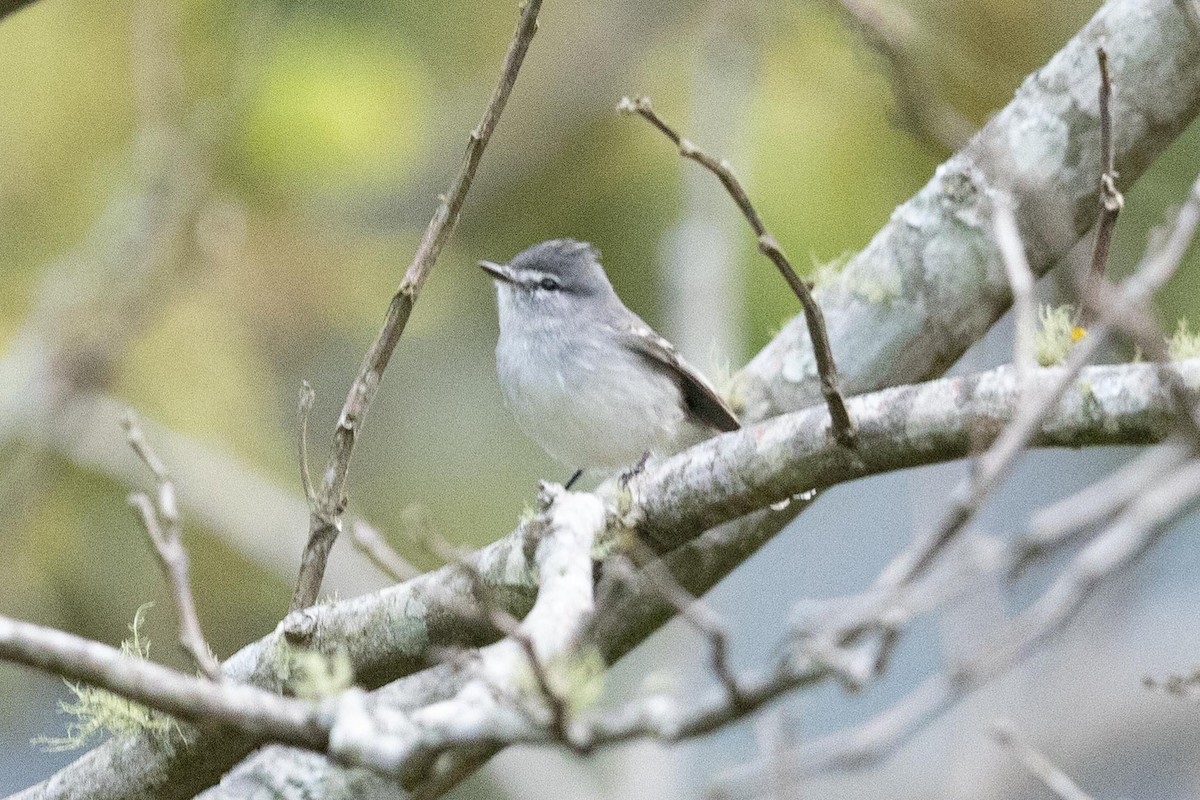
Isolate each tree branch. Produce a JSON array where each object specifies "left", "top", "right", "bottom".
[
  {"left": 123, "top": 411, "right": 221, "bottom": 681},
  {"left": 618, "top": 95, "right": 856, "bottom": 447},
  {"left": 733, "top": 0, "right": 1200, "bottom": 422},
  {"left": 289, "top": 0, "right": 544, "bottom": 611}
]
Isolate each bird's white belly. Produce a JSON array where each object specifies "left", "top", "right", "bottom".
[{"left": 497, "top": 329, "right": 687, "bottom": 470}]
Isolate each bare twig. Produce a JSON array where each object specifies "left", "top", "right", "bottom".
[
  {"left": 614, "top": 551, "right": 746, "bottom": 708},
  {"left": 297, "top": 381, "right": 316, "bottom": 509},
  {"left": 629, "top": 545, "right": 746, "bottom": 702},
  {"left": 350, "top": 520, "right": 420, "bottom": 583},
  {"left": 994, "top": 197, "right": 1037, "bottom": 387},
  {"left": 123, "top": 411, "right": 221, "bottom": 680},
  {"left": 824, "top": 0, "right": 975, "bottom": 153},
  {"left": 289, "top": 0, "right": 544, "bottom": 611},
  {"left": 617, "top": 95, "right": 856, "bottom": 448},
  {"left": 990, "top": 719, "right": 1096, "bottom": 800},
  {"left": 1075, "top": 173, "right": 1200, "bottom": 448},
  {"left": 0, "top": 613, "right": 328, "bottom": 749},
  {"left": 1090, "top": 44, "right": 1124, "bottom": 279},
  {"left": 298, "top": 382, "right": 416, "bottom": 581}
]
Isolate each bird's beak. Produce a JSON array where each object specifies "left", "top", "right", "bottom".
[{"left": 479, "top": 260, "right": 515, "bottom": 284}]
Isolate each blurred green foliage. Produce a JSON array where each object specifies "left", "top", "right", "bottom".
[{"left": 0, "top": 0, "right": 1198, "bottom": 789}]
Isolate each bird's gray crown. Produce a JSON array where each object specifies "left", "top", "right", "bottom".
[{"left": 508, "top": 238, "right": 613, "bottom": 296}]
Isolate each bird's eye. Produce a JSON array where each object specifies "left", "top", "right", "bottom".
[{"left": 538, "top": 277, "right": 561, "bottom": 291}]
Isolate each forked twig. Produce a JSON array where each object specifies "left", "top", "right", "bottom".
[
  {"left": 289, "top": 0, "right": 544, "bottom": 611},
  {"left": 618, "top": 96, "right": 855, "bottom": 447},
  {"left": 123, "top": 411, "right": 221, "bottom": 680},
  {"left": 616, "top": 547, "right": 746, "bottom": 708}
]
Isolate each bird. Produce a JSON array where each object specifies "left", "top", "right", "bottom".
[{"left": 480, "top": 238, "right": 740, "bottom": 489}]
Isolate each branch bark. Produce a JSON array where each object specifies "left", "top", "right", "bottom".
[
  {"left": 732, "top": 0, "right": 1200, "bottom": 421},
  {"left": 14, "top": 357, "right": 1200, "bottom": 800}
]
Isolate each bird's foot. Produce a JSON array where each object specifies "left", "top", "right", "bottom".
[
  {"left": 564, "top": 469, "right": 584, "bottom": 491},
  {"left": 618, "top": 451, "right": 651, "bottom": 490}
]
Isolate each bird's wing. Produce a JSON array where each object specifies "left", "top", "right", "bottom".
[{"left": 616, "top": 318, "right": 741, "bottom": 433}]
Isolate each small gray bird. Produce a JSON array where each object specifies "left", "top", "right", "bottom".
[{"left": 481, "top": 239, "right": 739, "bottom": 486}]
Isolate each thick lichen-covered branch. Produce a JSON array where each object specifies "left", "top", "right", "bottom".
[{"left": 732, "top": 0, "right": 1200, "bottom": 421}]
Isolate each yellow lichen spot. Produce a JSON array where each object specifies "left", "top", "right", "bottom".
[{"left": 1071, "top": 326, "right": 1087, "bottom": 342}]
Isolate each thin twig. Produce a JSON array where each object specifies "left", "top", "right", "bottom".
[
  {"left": 990, "top": 719, "right": 1096, "bottom": 800},
  {"left": 617, "top": 95, "right": 856, "bottom": 448},
  {"left": 994, "top": 197, "right": 1037, "bottom": 389},
  {"left": 1089, "top": 44, "right": 1124, "bottom": 280},
  {"left": 617, "top": 548, "right": 746, "bottom": 708},
  {"left": 824, "top": 0, "right": 974, "bottom": 153},
  {"left": 419, "top": 528, "right": 575, "bottom": 746},
  {"left": 1076, "top": 173, "right": 1200, "bottom": 450},
  {"left": 298, "top": 380, "right": 316, "bottom": 509},
  {"left": 122, "top": 411, "right": 221, "bottom": 680},
  {"left": 350, "top": 520, "right": 420, "bottom": 583},
  {"left": 290, "top": 0, "right": 544, "bottom": 611},
  {"left": 1010, "top": 439, "right": 1191, "bottom": 575}
]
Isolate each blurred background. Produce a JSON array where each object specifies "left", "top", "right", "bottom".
[{"left": 1, "top": 0, "right": 1199, "bottom": 797}]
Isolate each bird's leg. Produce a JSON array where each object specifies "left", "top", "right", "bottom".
[
  {"left": 618, "top": 451, "right": 651, "bottom": 489},
  {"left": 564, "top": 469, "right": 584, "bottom": 491}
]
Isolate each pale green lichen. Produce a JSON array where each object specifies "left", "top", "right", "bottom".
[
  {"left": 511, "top": 646, "right": 605, "bottom": 716},
  {"left": 1035, "top": 305, "right": 1087, "bottom": 366},
  {"left": 809, "top": 251, "right": 855, "bottom": 289},
  {"left": 1168, "top": 319, "right": 1200, "bottom": 360},
  {"left": 811, "top": 250, "right": 900, "bottom": 306},
  {"left": 290, "top": 648, "right": 355, "bottom": 699},
  {"left": 271, "top": 637, "right": 357, "bottom": 698},
  {"left": 557, "top": 646, "right": 605, "bottom": 714},
  {"left": 848, "top": 275, "right": 901, "bottom": 306},
  {"left": 32, "top": 603, "right": 188, "bottom": 753}
]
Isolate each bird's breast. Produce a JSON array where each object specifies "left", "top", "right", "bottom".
[{"left": 494, "top": 318, "right": 687, "bottom": 469}]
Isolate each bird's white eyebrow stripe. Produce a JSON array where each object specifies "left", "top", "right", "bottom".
[{"left": 515, "top": 270, "right": 555, "bottom": 285}]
